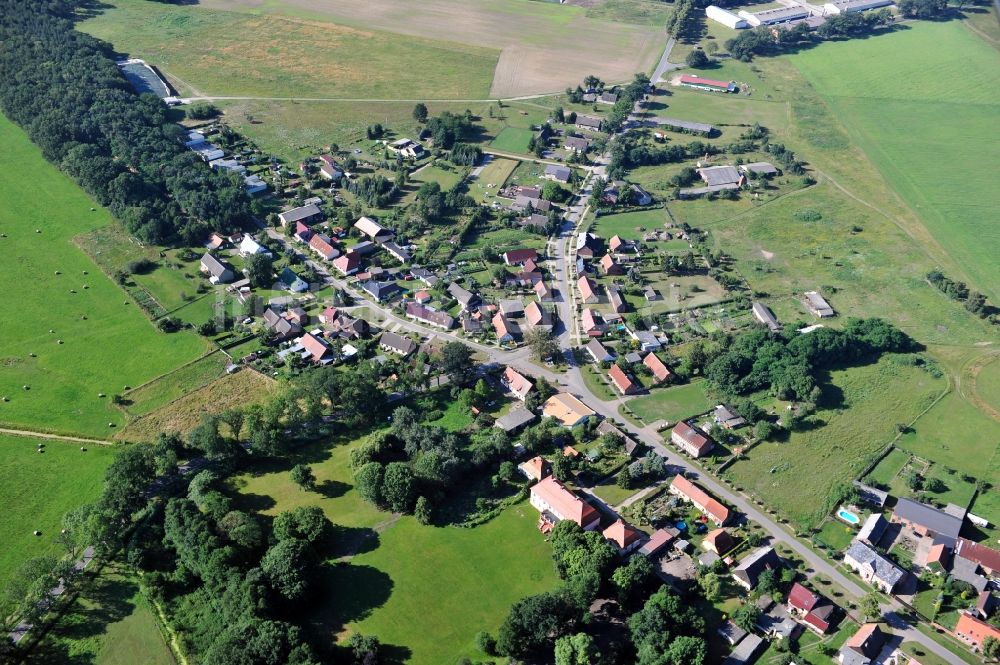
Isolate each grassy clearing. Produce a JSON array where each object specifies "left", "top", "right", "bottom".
[
  {"left": 118, "top": 370, "right": 278, "bottom": 441},
  {"left": 724, "top": 356, "right": 946, "bottom": 528},
  {"left": 864, "top": 447, "right": 910, "bottom": 487},
  {"left": 410, "top": 164, "right": 463, "bottom": 190},
  {"left": 815, "top": 519, "right": 857, "bottom": 551},
  {"left": 489, "top": 127, "right": 536, "bottom": 154},
  {"left": 25, "top": 565, "right": 175, "bottom": 665},
  {"left": 0, "top": 114, "right": 207, "bottom": 436},
  {"left": 974, "top": 356, "right": 1000, "bottom": 413},
  {"left": 123, "top": 353, "right": 227, "bottom": 418},
  {"left": 626, "top": 380, "right": 712, "bottom": 424},
  {"left": 0, "top": 435, "right": 113, "bottom": 594},
  {"left": 469, "top": 157, "right": 520, "bottom": 203},
  {"left": 81, "top": 0, "right": 499, "bottom": 99},
  {"left": 592, "top": 209, "right": 669, "bottom": 238},
  {"left": 229, "top": 434, "right": 558, "bottom": 665},
  {"left": 792, "top": 21, "right": 1000, "bottom": 302},
  {"left": 592, "top": 478, "right": 640, "bottom": 507}
]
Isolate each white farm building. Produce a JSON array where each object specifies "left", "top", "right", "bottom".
[
  {"left": 738, "top": 6, "right": 810, "bottom": 25},
  {"left": 705, "top": 5, "right": 749, "bottom": 28},
  {"left": 823, "top": 0, "right": 894, "bottom": 13}
]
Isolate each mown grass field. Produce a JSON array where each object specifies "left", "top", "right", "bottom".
[
  {"left": 626, "top": 380, "right": 712, "bottom": 425},
  {"left": 25, "top": 565, "right": 175, "bottom": 665},
  {"left": 81, "top": 0, "right": 499, "bottom": 99},
  {"left": 974, "top": 356, "right": 1000, "bottom": 413},
  {"left": 792, "top": 21, "right": 1000, "bottom": 303},
  {"left": 122, "top": 353, "right": 227, "bottom": 418},
  {"left": 469, "top": 157, "right": 520, "bottom": 203},
  {"left": 230, "top": 433, "right": 558, "bottom": 665},
  {"left": 592, "top": 209, "right": 669, "bottom": 238},
  {"left": 0, "top": 114, "right": 207, "bottom": 436},
  {"left": 0, "top": 435, "right": 113, "bottom": 594},
  {"left": 724, "top": 356, "right": 946, "bottom": 528},
  {"left": 489, "top": 127, "right": 536, "bottom": 154}
]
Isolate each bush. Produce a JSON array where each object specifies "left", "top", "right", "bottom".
[
  {"left": 186, "top": 102, "right": 219, "bottom": 120},
  {"left": 126, "top": 258, "right": 157, "bottom": 275},
  {"left": 685, "top": 50, "right": 710, "bottom": 68},
  {"left": 475, "top": 631, "right": 497, "bottom": 656}
]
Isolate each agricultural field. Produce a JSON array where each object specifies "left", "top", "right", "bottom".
[
  {"left": 625, "top": 380, "right": 713, "bottom": 425},
  {"left": 24, "top": 566, "right": 176, "bottom": 665},
  {"left": 0, "top": 114, "right": 208, "bottom": 437},
  {"left": 198, "top": 0, "right": 665, "bottom": 97},
  {"left": 81, "top": 0, "right": 499, "bottom": 99},
  {"left": 117, "top": 369, "right": 279, "bottom": 442},
  {"left": 792, "top": 21, "right": 1000, "bottom": 303},
  {"left": 230, "top": 433, "right": 559, "bottom": 665},
  {"left": 724, "top": 356, "right": 947, "bottom": 528},
  {"left": 0, "top": 435, "right": 114, "bottom": 594}
]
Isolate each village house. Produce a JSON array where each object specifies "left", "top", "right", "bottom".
[
  {"left": 787, "top": 583, "right": 835, "bottom": 634},
  {"left": 669, "top": 475, "right": 731, "bottom": 526},
  {"left": 892, "top": 497, "right": 964, "bottom": 548},
  {"left": 843, "top": 541, "right": 905, "bottom": 593},
  {"left": 413, "top": 290, "right": 431, "bottom": 304},
  {"left": 608, "top": 235, "right": 634, "bottom": 254},
  {"left": 585, "top": 338, "right": 614, "bottom": 363},
  {"left": 513, "top": 195, "right": 551, "bottom": 213},
  {"left": 954, "top": 611, "right": 1000, "bottom": 652},
  {"left": 535, "top": 280, "right": 555, "bottom": 302},
  {"left": 543, "top": 393, "right": 596, "bottom": 427},
  {"left": 599, "top": 90, "right": 619, "bottom": 104},
  {"left": 378, "top": 331, "right": 416, "bottom": 357},
  {"left": 492, "top": 312, "right": 522, "bottom": 343},
  {"left": 524, "top": 301, "right": 553, "bottom": 331},
  {"left": 309, "top": 233, "right": 339, "bottom": 261},
  {"left": 518, "top": 455, "right": 551, "bottom": 482},
  {"left": 278, "top": 203, "right": 322, "bottom": 228},
  {"left": 262, "top": 308, "right": 302, "bottom": 341},
  {"left": 856, "top": 513, "right": 889, "bottom": 547},
  {"left": 238, "top": 235, "right": 271, "bottom": 258},
  {"left": 521, "top": 213, "right": 549, "bottom": 231},
  {"left": 956, "top": 538, "right": 1000, "bottom": 577},
  {"left": 530, "top": 476, "right": 600, "bottom": 533},
  {"left": 577, "top": 276, "right": 600, "bottom": 304},
  {"left": 499, "top": 299, "right": 525, "bottom": 318},
  {"left": 503, "top": 248, "right": 539, "bottom": 266},
  {"left": 644, "top": 353, "right": 672, "bottom": 383},
  {"left": 278, "top": 267, "right": 308, "bottom": 293},
  {"left": 298, "top": 332, "right": 332, "bottom": 365},
  {"left": 739, "top": 161, "right": 779, "bottom": 178},
  {"left": 200, "top": 253, "right": 234, "bottom": 284},
  {"left": 409, "top": 267, "right": 439, "bottom": 286},
  {"left": 387, "top": 138, "right": 425, "bottom": 159},
  {"left": 317, "top": 154, "right": 342, "bottom": 180},
  {"left": 576, "top": 232, "right": 603, "bottom": 258},
  {"left": 715, "top": 404, "right": 747, "bottom": 429},
  {"left": 354, "top": 216, "right": 394, "bottom": 243},
  {"left": 608, "top": 364, "right": 641, "bottom": 395},
  {"left": 575, "top": 115, "right": 603, "bottom": 130},
  {"left": 544, "top": 164, "right": 572, "bottom": 183},
  {"left": 837, "top": 623, "right": 885, "bottom": 665},
  {"left": 580, "top": 307, "right": 607, "bottom": 337},
  {"left": 502, "top": 367, "right": 534, "bottom": 401},
  {"left": 703, "top": 528, "right": 735, "bottom": 555},
  {"left": 448, "top": 282, "right": 480, "bottom": 310},
  {"left": 404, "top": 303, "right": 454, "bottom": 330},
  {"left": 382, "top": 241, "right": 411, "bottom": 264},
  {"left": 361, "top": 280, "right": 402, "bottom": 302},
  {"left": 670, "top": 421, "right": 714, "bottom": 458},
  {"left": 732, "top": 546, "right": 783, "bottom": 590},
  {"left": 599, "top": 253, "right": 624, "bottom": 276},
  {"left": 606, "top": 285, "right": 627, "bottom": 314},
  {"left": 804, "top": 291, "right": 835, "bottom": 318},
  {"left": 596, "top": 420, "right": 640, "bottom": 457},
  {"left": 565, "top": 136, "right": 589, "bottom": 153},
  {"left": 351, "top": 240, "right": 378, "bottom": 257},
  {"left": 332, "top": 251, "right": 360, "bottom": 276},
  {"left": 638, "top": 527, "right": 678, "bottom": 559},
  {"left": 319, "top": 307, "right": 339, "bottom": 325},
  {"left": 496, "top": 407, "right": 538, "bottom": 434},
  {"left": 603, "top": 519, "right": 643, "bottom": 555}
]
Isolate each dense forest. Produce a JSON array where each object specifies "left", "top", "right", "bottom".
[{"left": 0, "top": 0, "right": 252, "bottom": 244}]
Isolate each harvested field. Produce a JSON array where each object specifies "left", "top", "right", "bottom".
[
  {"left": 117, "top": 369, "right": 278, "bottom": 441},
  {"left": 200, "top": 0, "right": 665, "bottom": 96}
]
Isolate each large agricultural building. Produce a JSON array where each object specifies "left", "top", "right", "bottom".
[
  {"left": 822, "top": 0, "right": 894, "bottom": 13},
  {"left": 705, "top": 5, "right": 749, "bottom": 28},
  {"left": 678, "top": 75, "right": 736, "bottom": 93},
  {"left": 738, "top": 6, "right": 810, "bottom": 25}
]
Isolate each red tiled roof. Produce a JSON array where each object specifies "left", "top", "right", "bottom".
[
  {"left": 608, "top": 364, "right": 639, "bottom": 395},
  {"left": 672, "top": 421, "right": 712, "bottom": 455},
  {"left": 503, "top": 367, "right": 534, "bottom": 399},
  {"left": 603, "top": 519, "right": 642, "bottom": 550},
  {"left": 704, "top": 528, "right": 735, "bottom": 554},
  {"left": 956, "top": 612, "right": 1000, "bottom": 648},
  {"left": 643, "top": 353, "right": 672, "bottom": 382},
  {"left": 531, "top": 476, "right": 599, "bottom": 528},
  {"left": 503, "top": 248, "right": 539, "bottom": 265},
  {"left": 957, "top": 538, "right": 1000, "bottom": 573},
  {"left": 333, "top": 250, "right": 360, "bottom": 274},
  {"left": 670, "top": 475, "right": 730, "bottom": 524},
  {"left": 520, "top": 455, "right": 550, "bottom": 481},
  {"left": 680, "top": 74, "right": 731, "bottom": 89},
  {"left": 581, "top": 308, "right": 601, "bottom": 333},
  {"left": 788, "top": 582, "right": 820, "bottom": 612},
  {"left": 299, "top": 333, "right": 329, "bottom": 363},
  {"left": 577, "top": 276, "right": 597, "bottom": 301},
  {"left": 599, "top": 253, "right": 622, "bottom": 274},
  {"left": 309, "top": 233, "right": 337, "bottom": 259}
]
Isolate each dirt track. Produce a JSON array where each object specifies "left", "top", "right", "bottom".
[{"left": 202, "top": 0, "right": 665, "bottom": 96}]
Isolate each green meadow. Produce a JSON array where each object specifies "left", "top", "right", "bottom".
[
  {"left": 0, "top": 114, "right": 207, "bottom": 436},
  {"left": 0, "top": 435, "right": 113, "bottom": 594},
  {"left": 230, "top": 434, "right": 559, "bottom": 665},
  {"left": 792, "top": 21, "right": 1000, "bottom": 302},
  {"left": 626, "top": 380, "right": 713, "bottom": 425}
]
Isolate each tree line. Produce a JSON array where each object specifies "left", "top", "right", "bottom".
[{"left": 0, "top": 0, "right": 253, "bottom": 245}]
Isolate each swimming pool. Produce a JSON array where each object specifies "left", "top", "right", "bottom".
[{"left": 837, "top": 507, "right": 860, "bottom": 525}]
